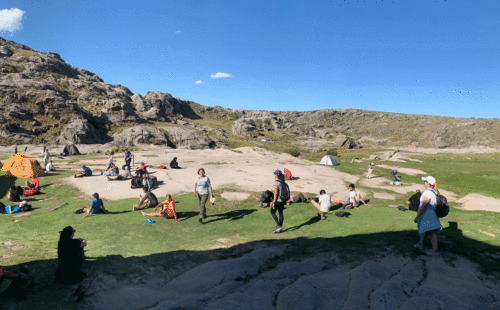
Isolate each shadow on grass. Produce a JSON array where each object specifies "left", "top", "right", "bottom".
[
  {"left": 284, "top": 216, "right": 320, "bottom": 232},
  {"left": 204, "top": 209, "right": 257, "bottom": 224},
  {"left": 0, "top": 176, "right": 15, "bottom": 200},
  {"left": 1, "top": 222, "right": 500, "bottom": 310},
  {"left": 177, "top": 211, "right": 199, "bottom": 222}
]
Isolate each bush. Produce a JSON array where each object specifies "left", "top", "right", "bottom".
[
  {"left": 325, "top": 148, "right": 338, "bottom": 157},
  {"left": 286, "top": 148, "right": 301, "bottom": 157}
]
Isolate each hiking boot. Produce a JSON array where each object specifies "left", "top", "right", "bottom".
[{"left": 198, "top": 218, "right": 203, "bottom": 224}]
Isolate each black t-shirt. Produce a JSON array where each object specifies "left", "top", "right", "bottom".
[
  {"left": 408, "top": 192, "right": 421, "bottom": 211},
  {"left": 57, "top": 239, "right": 83, "bottom": 273},
  {"left": 140, "top": 191, "right": 158, "bottom": 206},
  {"left": 169, "top": 158, "right": 178, "bottom": 168}
]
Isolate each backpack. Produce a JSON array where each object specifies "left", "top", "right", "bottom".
[
  {"left": 278, "top": 181, "right": 290, "bottom": 202},
  {"left": 429, "top": 189, "right": 449, "bottom": 218}
]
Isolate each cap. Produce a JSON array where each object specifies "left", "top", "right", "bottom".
[
  {"left": 371, "top": 162, "right": 374, "bottom": 165},
  {"left": 273, "top": 169, "right": 283, "bottom": 176},
  {"left": 422, "top": 176, "right": 436, "bottom": 185}
]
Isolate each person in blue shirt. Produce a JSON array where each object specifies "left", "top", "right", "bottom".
[
  {"left": 75, "top": 165, "right": 92, "bottom": 178},
  {"left": 124, "top": 149, "right": 132, "bottom": 171},
  {"left": 82, "top": 193, "right": 109, "bottom": 218},
  {"left": 1, "top": 201, "right": 31, "bottom": 214}
]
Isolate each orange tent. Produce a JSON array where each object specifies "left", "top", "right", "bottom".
[{"left": 1, "top": 153, "right": 46, "bottom": 178}]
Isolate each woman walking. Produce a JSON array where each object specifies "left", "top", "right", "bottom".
[
  {"left": 271, "top": 170, "right": 289, "bottom": 233},
  {"left": 193, "top": 168, "right": 213, "bottom": 224},
  {"left": 414, "top": 176, "right": 441, "bottom": 253}
]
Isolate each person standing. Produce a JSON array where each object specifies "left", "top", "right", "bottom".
[
  {"left": 14, "top": 145, "right": 18, "bottom": 155},
  {"left": 124, "top": 149, "right": 132, "bottom": 171},
  {"left": 414, "top": 176, "right": 441, "bottom": 253},
  {"left": 193, "top": 168, "right": 213, "bottom": 224},
  {"left": 367, "top": 162, "right": 374, "bottom": 179},
  {"left": 43, "top": 148, "right": 50, "bottom": 169},
  {"left": 270, "top": 170, "right": 290, "bottom": 233}
]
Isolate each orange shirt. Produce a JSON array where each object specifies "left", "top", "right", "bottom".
[{"left": 158, "top": 200, "right": 176, "bottom": 218}]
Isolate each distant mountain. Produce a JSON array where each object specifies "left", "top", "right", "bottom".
[{"left": 1, "top": 37, "right": 499, "bottom": 150}]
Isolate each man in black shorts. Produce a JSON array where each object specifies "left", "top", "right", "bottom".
[{"left": 133, "top": 186, "right": 158, "bottom": 211}]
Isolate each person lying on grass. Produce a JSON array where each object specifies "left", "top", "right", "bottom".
[
  {"left": 107, "top": 166, "right": 132, "bottom": 181},
  {"left": 75, "top": 165, "right": 92, "bottom": 178},
  {"left": 133, "top": 186, "right": 158, "bottom": 211},
  {"left": 141, "top": 194, "right": 180, "bottom": 224},
  {"left": 253, "top": 190, "right": 274, "bottom": 210},
  {"left": 286, "top": 192, "right": 308, "bottom": 205},
  {"left": 331, "top": 184, "right": 369, "bottom": 210},
  {"left": 82, "top": 193, "right": 109, "bottom": 218}
]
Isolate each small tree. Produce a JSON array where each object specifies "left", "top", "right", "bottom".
[
  {"left": 325, "top": 148, "right": 338, "bottom": 157},
  {"left": 286, "top": 148, "right": 301, "bottom": 157}
]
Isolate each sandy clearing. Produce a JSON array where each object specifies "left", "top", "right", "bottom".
[
  {"left": 220, "top": 192, "right": 250, "bottom": 201},
  {"left": 64, "top": 146, "right": 358, "bottom": 201},
  {"left": 376, "top": 164, "right": 428, "bottom": 176},
  {"left": 457, "top": 194, "right": 500, "bottom": 213}
]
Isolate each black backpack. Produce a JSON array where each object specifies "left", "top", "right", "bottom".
[
  {"left": 435, "top": 194, "right": 449, "bottom": 218},
  {"left": 278, "top": 181, "right": 290, "bottom": 202}
]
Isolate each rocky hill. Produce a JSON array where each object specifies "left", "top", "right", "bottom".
[{"left": 1, "top": 37, "right": 500, "bottom": 150}]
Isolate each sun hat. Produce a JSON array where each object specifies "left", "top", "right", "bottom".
[
  {"left": 422, "top": 176, "right": 436, "bottom": 185},
  {"left": 273, "top": 169, "right": 283, "bottom": 176}
]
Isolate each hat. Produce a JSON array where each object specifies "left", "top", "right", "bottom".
[
  {"left": 92, "top": 193, "right": 99, "bottom": 199},
  {"left": 371, "top": 162, "right": 374, "bottom": 165},
  {"left": 273, "top": 169, "right": 283, "bottom": 176},
  {"left": 422, "top": 176, "right": 436, "bottom": 185},
  {"left": 20, "top": 200, "right": 27, "bottom": 206}
]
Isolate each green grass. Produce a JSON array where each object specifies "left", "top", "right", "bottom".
[{"left": 1, "top": 152, "right": 500, "bottom": 309}]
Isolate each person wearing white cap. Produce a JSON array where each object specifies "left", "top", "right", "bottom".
[
  {"left": 367, "top": 163, "right": 375, "bottom": 179},
  {"left": 414, "top": 176, "right": 441, "bottom": 253}
]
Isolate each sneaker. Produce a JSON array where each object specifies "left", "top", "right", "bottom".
[
  {"left": 273, "top": 226, "right": 282, "bottom": 233},
  {"left": 198, "top": 218, "right": 203, "bottom": 224},
  {"left": 413, "top": 242, "right": 424, "bottom": 249}
]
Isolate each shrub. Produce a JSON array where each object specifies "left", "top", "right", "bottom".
[
  {"left": 286, "top": 148, "right": 301, "bottom": 157},
  {"left": 325, "top": 148, "right": 338, "bottom": 157}
]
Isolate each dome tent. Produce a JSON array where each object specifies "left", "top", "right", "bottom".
[{"left": 319, "top": 155, "right": 338, "bottom": 166}]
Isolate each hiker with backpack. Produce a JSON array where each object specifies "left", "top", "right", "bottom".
[
  {"left": 270, "top": 169, "right": 290, "bottom": 233},
  {"left": 413, "top": 176, "right": 442, "bottom": 254},
  {"left": 193, "top": 168, "right": 213, "bottom": 224}
]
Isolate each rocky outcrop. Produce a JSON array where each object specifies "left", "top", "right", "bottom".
[
  {"left": 59, "top": 117, "right": 99, "bottom": 144},
  {"left": 162, "top": 126, "right": 220, "bottom": 149},
  {"left": 91, "top": 248, "right": 500, "bottom": 310},
  {"left": 232, "top": 112, "right": 282, "bottom": 137},
  {"left": 111, "top": 126, "right": 171, "bottom": 146}
]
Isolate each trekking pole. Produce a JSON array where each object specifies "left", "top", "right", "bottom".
[
  {"left": 76, "top": 272, "right": 98, "bottom": 302},
  {"left": 73, "top": 266, "right": 94, "bottom": 296}
]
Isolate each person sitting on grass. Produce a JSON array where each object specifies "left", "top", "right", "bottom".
[
  {"left": 102, "top": 163, "right": 119, "bottom": 176},
  {"left": 55, "top": 226, "right": 87, "bottom": 284},
  {"left": 46, "top": 160, "right": 55, "bottom": 172},
  {"left": 310, "top": 190, "right": 332, "bottom": 220},
  {"left": 332, "top": 184, "right": 369, "bottom": 210},
  {"left": 253, "top": 190, "right": 274, "bottom": 210},
  {"left": 75, "top": 165, "right": 92, "bottom": 178},
  {"left": 82, "top": 193, "right": 109, "bottom": 218},
  {"left": 8, "top": 185, "right": 21, "bottom": 202},
  {"left": 141, "top": 194, "right": 180, "bottom": 224},
  {"left": 133, "top": 186, "right": 158, "bottom": 211},
  {"left": 21, "top": 175, "right": 39, "bottom": 190},
  {"left": 107, "top": 166, "right": 132, "bottom": 181}
]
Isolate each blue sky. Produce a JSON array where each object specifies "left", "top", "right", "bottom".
[{"left": 1, "top": 0, "right": 499, "bottom": 118}]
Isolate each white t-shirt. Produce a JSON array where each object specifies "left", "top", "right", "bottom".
[
  {"left": 419, "top": 189, "right": 437, "bottom": 209},
  {"left": 349, "top": 190, "right": 360, "bottom": 205},
  {"left": 319, "top": 194, "right": 332, "bottom": 212},
  {"left": 46, "top": 162, "right": 53, "bottom": 172}
]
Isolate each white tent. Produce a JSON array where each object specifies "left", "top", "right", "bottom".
[{"left": 319, "top": 155, "right": 338, "bottom": 166}]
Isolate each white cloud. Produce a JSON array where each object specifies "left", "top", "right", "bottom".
[
  {"left": 210, "top": 72, "right": 232, "bottom": 79},
  {"left": 195, "top": 80, "right": 203, "bottom": 84},
  {"left": 0, "top": 8, "right": 25, "bottom": 34},
  {"left": 175, "top": 30, "right": 181, "bottom": 34}
]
